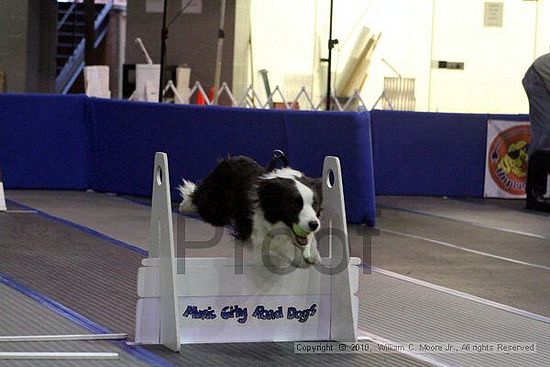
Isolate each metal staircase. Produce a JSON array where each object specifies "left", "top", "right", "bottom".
[{"left": 55, "top": 1, "right": 113, "bottom": 94}]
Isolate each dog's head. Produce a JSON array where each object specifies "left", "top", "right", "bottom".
[{"left": 257, "top": 168, "right": 323, "bottom": 246}]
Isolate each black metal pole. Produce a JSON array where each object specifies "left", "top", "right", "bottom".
[
  {"left": 326, "top": 0, "right": 335, "bottom": 111},
  {"left": 159, "top": 0, "right": 169, "bottom": 102},
  {"left": 84, "top": 0, "right": 96, "bottom": 66}
]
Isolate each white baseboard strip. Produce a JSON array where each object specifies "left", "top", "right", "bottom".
[
  {"left": 4, "top": 210, "right": 38, "bottom": 214},
  {"left": 0, "top": 352, "right": 119, "bottom": 360},
  {"left": 0, "top": 333, "right": 127, "bottom": 342}
]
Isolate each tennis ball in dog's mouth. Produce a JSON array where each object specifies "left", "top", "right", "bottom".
[{"left": 292, "top": 224, "right": 311, "bottom": 238}]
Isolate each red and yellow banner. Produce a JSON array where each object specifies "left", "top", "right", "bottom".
[{"left": 484, "top": 120, "right": 531, "bottom": 198}]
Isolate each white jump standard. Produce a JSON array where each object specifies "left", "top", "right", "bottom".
[{"left": 135, "top": 152, "right": 361, "bottom": 351}]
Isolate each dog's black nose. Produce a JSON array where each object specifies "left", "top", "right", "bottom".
[{"left": 308, "top": 221, "right": 319, "bottom": 231}]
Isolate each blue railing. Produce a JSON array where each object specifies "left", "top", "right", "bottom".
[{"left": 55, "top": 0, "right": 113, "bottom": 94}]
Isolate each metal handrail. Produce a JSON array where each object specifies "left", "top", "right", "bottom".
[
  {"left": 95, "top": 0, "right": 113, "bottom": 29},
  {"left": 55, "top": 0, "right": 113, "bottom": 94},
  {"left": 57, "top": 39, "right": 85, "bottom": 94},
  {"left": 56, "top": 1, "right": 78, "bottom": 32}
]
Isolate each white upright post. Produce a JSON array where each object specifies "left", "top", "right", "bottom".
[
  {"left": 176, "top": 67, "right": 191, "bottom": 104},
  {"left": 135, "top": 64, "right": 161, "bottom": 102},
  {"left": 0, "top": 166, "right": 6, "bottom": 212},
  {"left": 149, "top": 152, "right": 180, "bottom": 352},
  {"left": 213, "top": 0, "right": 227, "bottom": 105},
  {"left": 323, "top": 157, "right": 357, "bottom": 341},
  {"left": 84, "top": 66, "right": 111, "bottom": 98}
]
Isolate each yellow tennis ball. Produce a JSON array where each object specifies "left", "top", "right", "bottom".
[{"left": 292, "top": 224, "right": 311, "bottom": 237}]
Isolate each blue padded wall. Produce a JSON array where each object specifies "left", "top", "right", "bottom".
[
  {"left": 487, "top": 114, "right": 529, "bottom": 123},
  {"left": 90, "top": 100, "right": 288, "bottom": 198},
  {"left": 0, "top": 93, "right": 530, "bottom": 224},
  {"left": 90, "top": 99, "right": 376, "bottom": 225},
  {"left": 284, "top": 111, "right": 375, "bottom": 226},
  {"left": 0, "top": 94, "right": 91, "bottom": 189},
  {"left": 0, "top": 94, "right": 376, "bottom": 224},
  {"left": 371, "top": 110, "right": 488, "bottom": 197},
  {"left": 370, "top": 110, "right": 529, "bottom": 197}
]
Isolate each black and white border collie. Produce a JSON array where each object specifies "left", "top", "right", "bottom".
[{"left": 178, "top": 155, "right": 322, "bottom": 267}]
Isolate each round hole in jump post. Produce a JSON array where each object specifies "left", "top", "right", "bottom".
[
  {"left": 156, "top": 166, "right": 163, "bottom": 186},
  {"left": 326, "top": 169, "right": 335, "bottom": 188}
]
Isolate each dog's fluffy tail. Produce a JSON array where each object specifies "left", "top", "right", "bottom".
[{"left": 177, "top": 179, "right": 197, "bottom": 212}]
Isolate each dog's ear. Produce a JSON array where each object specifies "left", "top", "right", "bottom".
[
  {"left": 257, "top": 178, "right": 296, "bottom": 224},
  {"left": 296, "top": 176, "right": 323, "bottom": 205},
  {"left": 313, "top": 178, "right": 323, "bottom": 214},
  {"left": 257, "top": 177, "right": 290, "bottom": 202},
  {"left": 314, "top": 177, "right": 323, "bottom": 201}
]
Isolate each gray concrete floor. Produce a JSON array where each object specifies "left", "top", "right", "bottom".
[
  {"left": 367, "top": 197, "right": 550, "bottom": 317},
  {"left": 2, "top": 190, "right": 550, "bottom": 366},
  {"left": 0, "top": 284, "right": 151, "bottom": 367},
  {"left": 10, "top": 191, "right": 547, "bottom": 317}
]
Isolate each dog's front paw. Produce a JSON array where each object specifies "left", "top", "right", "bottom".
[
  {"left": 302, "top": 240, "right": 321, "bottom": 265},
  {"left": 292, "top": 255, "right": 310, "bottom": 268},
  {"left": 303, "top": 249, "right": 321, "bottom": 265}
]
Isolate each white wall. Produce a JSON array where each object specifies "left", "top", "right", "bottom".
[
  {"left": 429, "top": 0, "right": 536, "bottom": 113},
  {"left": 327, "top": 0, "right": 433, "bottom": 111},
  {"left": 233, "top": 0, "right": 252, "bottom": 100},
  {"left": 536, "top": 0, "right": 550, "bottom": 56},
  {"left": 250, "top": 0, "right": 317, "bottom": 101},
  {"left": 250, "top": 0, "right": 549, "bottom": 113}
]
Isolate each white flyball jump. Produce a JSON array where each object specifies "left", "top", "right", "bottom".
[{"left": 135, "top": 152, "right": 361, "bottom": 351}]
